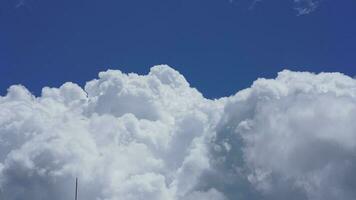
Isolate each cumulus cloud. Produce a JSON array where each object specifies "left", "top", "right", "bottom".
[
  {"left": 209, "top": 70, "right": 356, "bottom": 200},
  {"left": 1, "top": 65, "right": 356, "bottom": 200}
]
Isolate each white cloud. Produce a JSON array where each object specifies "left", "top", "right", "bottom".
[
  {"left": 244, "top": 0, "right": 322, "bottom": 15},
  {"left": 1, "top": 66, "right": 356, "bottom": 200},
  {"left": 294, "top": 0, "right": 321, "bottom": 15},
  {"left": 212, "top": 70, "right": 356, "bottom": 200}
]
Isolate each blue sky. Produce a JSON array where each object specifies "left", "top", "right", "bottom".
[{"left": 1, "top": 0, "right": 356, "bottom": 98}]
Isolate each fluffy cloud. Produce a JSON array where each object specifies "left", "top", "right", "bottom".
[
  {"left": 0, "top": 65, "right": 356, "bottom": 200},
  {"left": 209, "top": 70, "right": 356, "bottom": 200}
]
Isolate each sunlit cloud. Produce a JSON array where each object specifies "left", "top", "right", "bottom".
[{"left": 1, "top": 66, "right": 355, "bottom": 200}]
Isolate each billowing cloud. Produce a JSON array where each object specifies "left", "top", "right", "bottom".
[
  {"left": 0, "top": 65, "right": 356, "bottom": 200},
  {"left": 209, "top": 70, "right": 356, "bottom": 200}
]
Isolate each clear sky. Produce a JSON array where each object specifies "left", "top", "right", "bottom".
[{"left": 1, "top": 0, "right": 356, "bottom": 98}]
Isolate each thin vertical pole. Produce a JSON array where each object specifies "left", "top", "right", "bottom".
[{"left": 75, "top": 177, "right": 78, "bottom": 200}]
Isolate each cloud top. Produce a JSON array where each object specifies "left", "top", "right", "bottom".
[{"left": 1, "top": 65, "right": 356, "bottom": 200}]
